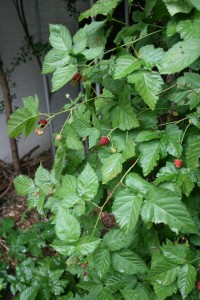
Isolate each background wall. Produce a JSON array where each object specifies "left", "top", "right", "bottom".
[{"left": 0, "top": 0, "right": 89, "bottom": 163}]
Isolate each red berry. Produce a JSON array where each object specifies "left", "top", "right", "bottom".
[
  {"left": 99, "top": 136, "right": 110, "bottom": 146},
  {"left": 196, "top": 281, "right": 200, "bottom": 290},
  {"left": 174, "top": 159, "right": 183, "bottom": 168},
  {"left": 83, "top": 271, "right": 87, "bottom": 277},
  {"left": 72, "top": 73, "right": 81, "bottom": 83},
  {"left": 38, "top": 119, "right": 47, "bottom": 128},
  {"left": 35, "top": 191, "right": 39, "bottom": 196}
]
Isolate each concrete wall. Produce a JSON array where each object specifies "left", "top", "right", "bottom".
[{"left": 0, "top": 0, "right": 89, "bottom": 163}]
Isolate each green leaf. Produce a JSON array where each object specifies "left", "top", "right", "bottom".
[
  {"left": 121, "top": 287, "right": 150, "bottom": 300},
  {"left": 55, "top": 208, "right": 81, "bottom": 242},
  {"left": 53, "top": 144, "right": 67, "bottom": 180},
  {"left": 22, "top": 95, "right": 39, "bottom": 114},
  {"left": 145, "top": 0, "right": 157, "bottom": 16},
  {"left": 147, "top": 255, "right": 180, "bottom": 286},
  {"left": 122, "top": 138, "right": 136, "bottom": 160},
  {"left": 51, "top": 239, "right": 75, "bottom": 256},
  {"left": 14, "top": 175, "right": 34, "bottom": 196},
  {"left": 112, "top": 189, "right": 143, "bottom": 233},
  {"left": 61, "top": 123, "right": 83, "bottom": 150},
  {"left": 106, "top": 272, "right": 137, "bottom": 293},
  {"left": 125, "top": 172, "right": 153, "bottom": 196},
  {"left": 188, "top": 0, "right": 200, "bottom": 10},
  {"left": 73, "top": 28, "right": 87, "bottom": 54},
  {"left": 177, "top": 17, "right": 200, "bottom": 40},
  {"left": 136, "top": 130, "right": 161, "bottom": 142},
  {"left": 79, "top": 0, "right": 121, "bottom": 21},
  {"left": 153, "top": 282, "right": 177, "bottom": 300},
  {"left": 77, "top": 163, "right": 99, "bottom": 201},
  {"left": 177, "top": 169, "right": 196, "bottom": 196},
  {"left": 141, "top": 187, "right": 197, "bottom": 234},
  {"left": 162, "top": 0, "right": 192, "bottom": 16},
  {"left": 128, "top": 71, "right": 163, "bottom": 110},
  {"left": 93, "top": 247, "right": 111, "bottom": 277},
  {"left": 55, "top": 174, "right": 77, "bottom": 198},
  {"left": 77, "top": 282, "right": 103, "bottom": 296},
  {"left": 161, "top": 124, "right": 183, "bottom": 158},
  {"left": 75, "top": 236, "right": 100, "bottom": 255},
  {"left": 161, "top": 243, "right": 189, "bottom": 265},
  {"left": 103, "top": 229, "right": 133, "bottom": 251},
  {"left": 112, "top": 97, "right": 139, "bottom": 130},
  {"left": 52, "top": 65, "right": 78, "bottom": 92},
  {"left": 186, "top": 135, "right": 200, "bottom": 169},
  {"left": 35, "top": 165, "right": 53, "bottom": 189},
  {"left": 159, "top": 39, "right": 200, "bottom": 74},
  {"left": 139, "top": 141, "right": 160, "bottom": 176},
  {"left": 42, "top": 49, "right": 71, "bottom": 74},
  {"left": 98, "top": 288, "right": 115, "bottom": 300},
  {"left": 138, "top": 45, "right": 164, "bottom": 68},
  {"left": 7, "top": 107, "right": 38, "bottom": 138},
  {"left": 177, "top": 264, "right": 196, "bottom": 298},
  {"left": 20, "top": 287, "right": 38, "bottom": 300},
  {"left": 155, "top": 162, "right": 178, "bottom": 185},
  {"left": 114, "top": 55, "right": 141, "bottom": 79},
  {"left": 111, "top": 249, "right": 148, "bottom": 275},
  {"left": 49, "top": 24, "right": 72, "bottom": 51},
  {"left": 102, "top": 153, "right": 124, "bottom": 184}
]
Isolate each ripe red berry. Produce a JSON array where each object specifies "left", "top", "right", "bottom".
[
  {"left": 174, "top": 159, "right": 183, "bottom": 168},
  {"left": 38, "top": 119, "right": 47, "bottom": 128},
  {"left": 35, "top": 191, "right": 39, "bottom": 196},
  {"left": 72, "top": 73, "right": 81, "bottom": 83},
  {"left": 83, "top": 271, "right": 87, "bottom": 277},
  {"left": 99, "top": 136, "right": 110, "bottom": 146},
  {"left": 196, "top": 281, "right": 200, "bottom": 290}
]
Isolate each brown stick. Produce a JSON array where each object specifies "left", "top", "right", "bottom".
[{"left": 0, "top": 60, "right": 21, "bottom": 175}]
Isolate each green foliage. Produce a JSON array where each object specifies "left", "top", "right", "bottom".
[{"left": 5, "top": 0, "right": 200, "bottom": 298}]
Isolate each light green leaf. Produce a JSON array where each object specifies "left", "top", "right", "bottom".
[
  {"left": 188, "top": 0, "right": 200, "bottom": 10},
  {"left": 7, "top": 107, "right": 38, "bottom": 138},
  {"left": 122, "top": 138, "right": 136, "bottom": 160},
  {"left": 98, "top": 288, "right": 115, "bottom": 300},
  {"left": 177, "top": 264, "right": 196, "bottom": 298},
  {"left": 139, "top": 141, "right": 160, "bottom": 176},
  {"left": 42, "top": 49, "right": 71, "bottom": 74},
  {"left": 138, "top": 45, "right": 164, "bottom": 68},
  {"left": 55, "top": 208, "right": 81, "bottom": 242},
  {"left": 22, "top": 95, "right": 39, "bottom": 114},
  {"left": 103, "top": 229, "right": 133, "bottom": 251},
  {"left": 125, "top": 172, "right": 153, "bottom": 196},
  {"left": 35, "top": 165, "right": 53, "bottom": 189},
  {"left": 145, "top": 0, "right": 157, "bottom": 17},
  {"left": 159, "top": 39, "right": 200, "bottom": 74},
  {"left": 161, "top": 243, "right": 189, "bottom": 265},
  {"left": 73, "top": 28, "right": 87, "bottom": 54},
  {"left": 112, "top": 97, "right": 139, "bottom": 130},
  {"left": 141, "top": 187, "right": 197, "bottom": 234},
  {"left": 89, "top": 128, "right": 100, "bottom": 148},
  {"left": 77, "top": 163, "right": 99, "bottom": 201},
  {"left": 102, "top": 153, "right": 124, "bottom": 184},
  {"left": 161, "top": 124, "right": 182, "bottom": 158},
  {"left": 111, "top": 249, "right": 148, "bottom": 275},
  {"left": 75, "top": 236, "right": 100, "bottom": 255},
  {"left": 49, "top": 24, "right": 72, "bottom": 51},
  {"left": 79, "top": 0, "right": 121, "bottom": 21},
  {"left": 61, "top": 194, "right": 81, "bottom": 209},
  {"left": 114, "top": 55, "right": 141, "bottom": 79},
  {"left": 93, "top": 247, "right": 111, "bottom": 277},
  {"left": 61, "top": 123, "right": 83, "bottom": 150},
  {"left": 20, "top": 286, "right": 38, "bottom": 300},
  {"left": 186, "top": 135, "right": 200, "bottom": 169},
  {"left": 162, "top": 0, "right": 192, "bottom": 16},
  {"left": 128, "top": 71, "right": 163, "bottom": 110},
  {"left": 53, "top": 144, "right": 67, "bottom": 180},
  {"left": 177, "top": 18, "right": 200, "bottom": 40},
  {"left": 52, "top": 65, "right": 78, "bottom": 92},
  {"left": 177, "top": 169, "right": 196, "bottom": 196},
  {"left": 112, "top": 189, "right": 143, "bottom": 233},
  {"left": 55, "top": 175, "right": 76, "bottom": 198},
  {"left": 14, "top": 175, "right": 35, "bottom": 196}
]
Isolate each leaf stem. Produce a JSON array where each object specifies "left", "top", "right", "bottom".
[
  {"left": 91, "top": 156, "right": 140, "bottom": 236},
  {"left": 180, "top": 123, "right": 190, "bottom": 145}
]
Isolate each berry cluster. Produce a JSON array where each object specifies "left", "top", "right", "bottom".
[{"left": 99, "top": 136, "right": 110, "bottom": 146}]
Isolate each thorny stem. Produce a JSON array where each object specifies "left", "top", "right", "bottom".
[{"left": 91, "top": 157, "right": 140, "bottom": 236}]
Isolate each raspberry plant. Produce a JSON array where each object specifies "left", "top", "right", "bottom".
[{"left": 6, "top": 0, "right": 200, "bottom": 299}]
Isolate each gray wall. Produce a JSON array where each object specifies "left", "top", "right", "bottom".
[{"left": 0, "top": 0, "right": 89, "bottom": 163}]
